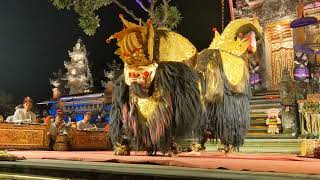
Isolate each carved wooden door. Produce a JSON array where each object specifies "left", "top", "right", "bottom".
[
  {"left": 271, "top": 48, "right": 294, "bottom": 90},
  {"left": 265, "top": 19, "right": 294, "bottom": 90}
]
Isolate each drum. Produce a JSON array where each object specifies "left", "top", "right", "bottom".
[{"left": 53, "top": 135, "right": 69, "bottom": 151}]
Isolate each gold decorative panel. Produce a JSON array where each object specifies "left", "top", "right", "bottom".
[
  {"left": 0, "top": 123, "right": 111, "bottom": 151},
  {"left": 266, "top": 20, "right": 294, "bottom": 90},
  {"left": 0, "top": 123, "right": 48, "bottom": 149},
  {"left": 70, "top": 129, "right": 111, "bottom": 150},
  {"left": 304, "top": 2, "right": 320, "bottom": 20},
  {"left": 271, "top": 48, "right": 294, "bottom": 90},
  {"left": 0, "top": 129, "right": 44, "bottom": 146}
]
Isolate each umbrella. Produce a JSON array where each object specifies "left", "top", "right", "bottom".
[
  {"left": 294, "top": 43, "right": 320, "bottom": 54},
  {"left": 249, "top": 72, "right": 261, "bottom": 85},
  {"left": 294, "top": 64, "right": 310, "bottom": 81},
  {"left": 290, "top": 17, "right": 318, "bottom": 28}
]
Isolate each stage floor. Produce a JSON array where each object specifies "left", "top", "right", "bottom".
[
  {"left": 1, "top": 158, "right": 320, "bottom": 180},
  {"left": 5, "top": 150, "right": 320, "bottom": 177}
]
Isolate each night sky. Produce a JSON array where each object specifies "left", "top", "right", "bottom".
[{"left": 0, "top": 0, "right": 228, "bottom": 102}]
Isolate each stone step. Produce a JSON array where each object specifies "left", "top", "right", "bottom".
[
  {"left": 249, "top": 125, "right": 268, "bottom": 129},
  {"left": 250, "top": 113, "right": 269, "bottom": 118},
  {"left": 251, "top": 95, "right": 280, "bottom": 100},
  {"left": 248, "top": 126, "right": 268, "bottom": 133},
  {"left": 253, "top": 91, "right": 280, "bottom": 96},
  {"left": 251, "top": 118, "right": 266, "bottom": 122},
  {"left": 250, "top": 108, "right": 284, "bottom": 113},
  {"left": 178, "top": 138, "right": 301, "bottom": 154},
  {"left": 246, "top": 133, "right": 297, "bottom": 139},
  {"left": 250, "top": 119, "right": 267, "bottom": 126},
  {"left": 250, "top": 109, "right": 268, "bottom": 113},
  {"left": 180, "top": 138, "right": 300, "bottom": 145},
  {"left": 250, "top": 103, "right": 281, "bottom": 109},
  {"left": 250, "top": 112, "right": 282, "bottom": 118},
  {"left": 250, "top": 98, "right": 281, "bottom": 104}
]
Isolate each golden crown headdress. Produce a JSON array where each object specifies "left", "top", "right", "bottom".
[
  {"left": 107, "top": 14, "right": 155, "bottom": 67},
  {"left": 107, "top": 15, "right": 197, "bottom": 68}
]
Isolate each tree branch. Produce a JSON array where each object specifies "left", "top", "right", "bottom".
[
  {"left": 149, "top": 0, "right": 158, "bottom": 19},
  {"left": 136, "top": 0, "right": 150, "bottom": 13},
  {"left": 160, "top": 0, "right": 168, "bottom": 27},
  {"left": 112, "top": 0, "right": 145, "bottom": 24}
]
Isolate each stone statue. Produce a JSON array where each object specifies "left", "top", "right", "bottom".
[{"left": 279, "top": 68, "right": 297, "bottom": 135}]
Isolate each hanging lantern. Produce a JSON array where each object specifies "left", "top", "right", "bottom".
[
  {"left": 250, "top": 72, "right": 261, "bottom": 85},
  {"left": 294, "top": 64, "right": 310, "bottom": 81}
]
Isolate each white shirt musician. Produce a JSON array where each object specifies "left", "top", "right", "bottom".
[{"left": 12, "top": 97, "right": 36, "bottom": 123}]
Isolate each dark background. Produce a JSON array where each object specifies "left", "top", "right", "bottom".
[{"left": 0, "top": 0, "right": 230, "bottom": 102}]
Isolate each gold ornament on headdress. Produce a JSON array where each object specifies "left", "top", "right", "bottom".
[
  {"left": 209, "top": 18, "right": 262, "bottom": 56},
  {"left": 208, "top": 18, "right": 263, "bottom": 93},
  {"left": 107, "top": 15, "right": 197, "bottom": 68},
  {"left": 157, "top": 29, "right": 198, "bottom": 67},
  {"left": 107, "top": 14, "right": 155, "bottom": 67}
]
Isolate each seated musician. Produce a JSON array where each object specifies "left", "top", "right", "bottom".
[
  {"left": 11, "top": 97, "right": 36, "bottom": 123},
  {"left": 5, "top": 105, "right": 22, "bottom": 123},
  {"left": 76, "top": 112, "right": 97, "bottom": 131},
  {"left": 47, "top": 112, "right": 67, "bottom": 150},
  {"left": 44, "top": 115, "right": 54, "bottom": 125}
]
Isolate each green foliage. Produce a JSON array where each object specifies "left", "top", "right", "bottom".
[
  {"left": 303, "top": 133, "right": 320, "bottom": 139},
  {"left": 302, "top": 102, "right": 320, "bottom": 113},
  {"left": 165, "top": 6, "right": 182, "bottom": 29},
  {"left": 79, "top": 15, "right": 100, "bottom": 36},
  {"left": 49, "top": 0, "right": 182, "bottom": 35},
  {"left": 0, "top": 150, "right": 25, "bottom": 161},
  {"left": 152, "top": 5, "right": 182, "bottom": 29},
  {"left": 50, "top": 0, "right": 73, "bottom": 9},
  {"left": 49, "top": 0, "right": 112, "bottom": 36}
]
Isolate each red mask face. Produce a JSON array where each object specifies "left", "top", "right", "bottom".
[
  {"left": 128, "top": 71, "right": 150, "bottom": 78},
  {"left": 124, "top": 63, "right": 158, "bottom": 88},
  {"left": 128, "top": 71, "right": 152, "bottom": 86}
]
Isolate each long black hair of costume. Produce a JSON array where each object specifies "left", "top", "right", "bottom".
[
  {"left": 109, "top": 62, "right": 203, "bottom": 151},
  {"left": 154, "top": 62, "right": 204, "bottom": 137},
  {"left": 109, "top": 75, "right": 129, "bottom": 145},
  {"left": 198, "top": 49, "right": 251, "bottom": 149}
]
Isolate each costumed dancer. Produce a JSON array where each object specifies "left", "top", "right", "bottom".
[
  {"left": 107, "top": 15, "right": 203, "bottom": 156},
  {"left": 195, "top": 18, "right": 263, "bottom": 152}
]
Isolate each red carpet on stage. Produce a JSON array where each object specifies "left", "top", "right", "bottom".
[{"left": 8, "top": 151, "right": 320, "bottom": 175}]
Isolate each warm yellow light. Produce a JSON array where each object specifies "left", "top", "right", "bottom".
[{"left": 275, "top": 25, "right": 284, "bottom": 31}]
